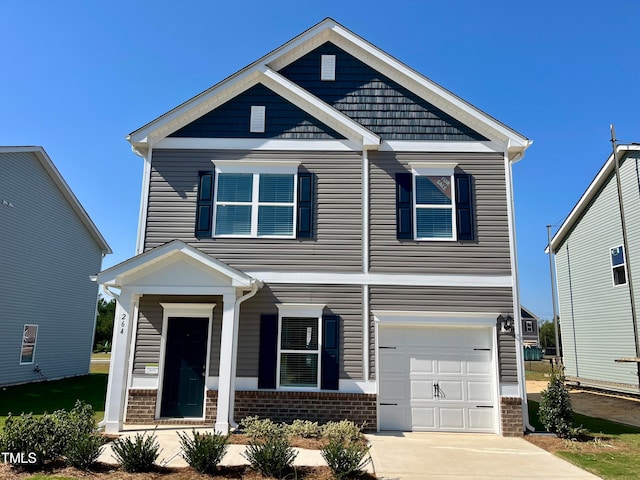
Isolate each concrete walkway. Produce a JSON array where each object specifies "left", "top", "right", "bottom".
[
  {"left": 99, "top": 427, "right": 598, "bottom": 479},
  {"left": 366, "top": 432, "right": 600, "bottom": 479}
]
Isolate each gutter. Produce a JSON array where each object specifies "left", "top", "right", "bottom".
[{"left": 228, "top": 279, "right": 262, "bottom": 428}]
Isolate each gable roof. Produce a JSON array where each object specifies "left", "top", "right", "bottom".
[
  {"left": 128, "top": 18, "right": 530, "bottom": 157},
  {"left": 549, "top": 144, "right": 640, "bottom": 253},
  {"left": 0, "top": 146, "right": 111, "bottom": 254},
  {"left": 521, "top": 306, "right": 540, "bottom": 321}
]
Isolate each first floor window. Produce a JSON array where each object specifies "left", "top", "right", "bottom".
[
  {"left": 279, "top": 316, "right": 320, "bottom": 388},
  {"left": 611, "top": 245, "right": 627, "bottom": 286},
  {"left": 214, "top": 171, "right": 296, "bottom": 237},
  {"left": 21, "top": 324, "right": 38, "bottom": 364}
]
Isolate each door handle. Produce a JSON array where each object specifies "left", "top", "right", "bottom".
[{"left": 433, "top": 382, "right": 440, "bottom": 398}]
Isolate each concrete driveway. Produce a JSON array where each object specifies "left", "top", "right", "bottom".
[{"left": 366, "top": 432, "right": 599, "bottom": 479}]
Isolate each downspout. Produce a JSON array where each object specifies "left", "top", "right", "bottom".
[
  {"left": 505, "top": 147, "right": 536, "bottom": 433},
  {"left": 228, "top": 279, "right": 261, "bottom": 429},
  {"left": 362, "top": 150, "right": 370, "bottom": 382}
]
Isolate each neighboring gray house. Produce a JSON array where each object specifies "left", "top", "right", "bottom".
[
  {"left": 97, "top": 18, "right": 532, "bottom": 436},
  {"left": 550, "top": 144, "right": 640, "bottom": 394},
  {"left": 521, "top": 306, "right": 540, "bottom": 347},
  {"left": 0, "top": 146, "right": 111, "bottom": 386}
]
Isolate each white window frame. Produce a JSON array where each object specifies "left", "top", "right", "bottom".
[
  {"left": 525, "top": 320, "right": 534, "bottom": 333},
  {"left": 276, "top": 303, "right": 325, "bottom": 391},
  {"left": 212, "top": 161, "right": 300, "bottom": 239},
  {"left": 20, "top": 324, "right": 38, "bottom": 365},
  {"left": 409, "top": 162, "right": 458, "bottom": 241},
  {"left": 611, "top": 245, "right": 627, "bottom": 287}
]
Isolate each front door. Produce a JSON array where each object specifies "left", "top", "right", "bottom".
[{"left": 160, "top": 317, "right": 208, "bottom": 418}]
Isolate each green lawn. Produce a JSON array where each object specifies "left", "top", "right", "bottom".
[
  {"left": 528, "top": 399, "right": 640, "bottom": 479},
  {"left": 0, "top": 373, "right": 107, "bottom": 428},
  {"left": 523, "top": 358, "right": 554, "bottom": 381}
]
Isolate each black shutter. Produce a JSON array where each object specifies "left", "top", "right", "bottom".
[
  {"left": 258, "top": 314, "right": 278, "bottom": 389},
  {"left": 195, "top": 170, "right": 214, "bottom": 238},
  {"left": 321, "top": 314, "right": 340, "bottom": 390},
  {"left": 396, "top": 172, "right": 413, "bottom": 239},
  {"left": 297, "top": 172, "right": 314, "bottom": 238},
  {"left": 455, "top": 173, "right": 474, "bottom": 241}
]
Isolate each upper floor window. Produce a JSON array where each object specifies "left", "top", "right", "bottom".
[
  {"left": 21, "top": 324, "right": 38, "bottom": 364},
  {"left": 396, "top": 163, "right": 474, "bottom": 242},
  {"left": 611, "top": 245, "right": 627, "bottom": 286},
  {"left": 525, "top": 320, "right": 534, "bottom": 333}
]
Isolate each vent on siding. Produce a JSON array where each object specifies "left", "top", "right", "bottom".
[
  {"left": 250, "top": 105, "right": 266, "bottom": 133},
  {"left": 321, "top": 55, "right": 336, "bottom": 81}
]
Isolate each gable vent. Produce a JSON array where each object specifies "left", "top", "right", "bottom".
[
  {"left": 250, "top": 105, "right": 266, "bottom": 133},
  {"left": 321, "top": 55, "right": 336, "bottom": 81}
]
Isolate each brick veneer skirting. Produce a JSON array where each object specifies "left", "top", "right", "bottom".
[
  {"left": 234, "top": 391, "right": 377, "bottom": 431},
  {"left": 500, "top": 397, "right": 523, "bottom": 436},
  {"left": 125, "top": 389, "right": 218, "bottom": 425}
]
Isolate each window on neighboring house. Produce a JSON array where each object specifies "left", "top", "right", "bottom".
[
  {"left": 21, "top": 324, "right": 38, "bottom": 364},
  {"left": 396, "top": 162, "right": 474, "bottom": 241},
  {"left": 611, "top": 245, "right": 627, "bottom": 286},
  {"left": 525, "top": 320, "right": 534, "bottom": 333}
]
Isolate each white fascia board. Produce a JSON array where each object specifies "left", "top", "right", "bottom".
[
  {"left": 323, "top": 27, "right": 530, "bottom": 149},
  {"left": 381, "top": 140, "right": 505, "bottom": 153},
  {"left": 97, "top": 240, "right": 256, "bottom": 288},
  {"left": 244, "top": 271, "right": 513, "bottom": 288},
  {"left": 550, "top": 144, "right": 640, "bottom": 252},
  {"left": 260, "top": 66, "right": 380, "bottom": 148},
  {"left": 129, "top": 68, "right": 263, "bottom": 147},
  {"left": 0, "top": 146, "right": 112, "bottom": 254},
  {"left": 155, "top": 137, "right": 362, "bottom": 151}
]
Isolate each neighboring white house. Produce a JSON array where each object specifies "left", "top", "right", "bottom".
[
  {"left": 0, "top": 146, "right": 111, "bottom": 386},
  {"left": 550, "top": 144, "right": 640, "bottom": 393}
]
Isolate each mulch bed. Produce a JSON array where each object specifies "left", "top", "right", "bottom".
[{"left": 524, "top": 433, "right": 631, "bottom": 454}]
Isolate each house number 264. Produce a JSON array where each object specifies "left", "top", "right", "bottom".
[{"left": 120, "top": 313, "right": 127, "bottom": 334}]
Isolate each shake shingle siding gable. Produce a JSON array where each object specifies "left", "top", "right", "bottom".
[
  {"left": 279, "top": 42, "right": 487, "bottom": 141},
  {"left": 170, "top": 83, "right": 346, "bottom": 139}
]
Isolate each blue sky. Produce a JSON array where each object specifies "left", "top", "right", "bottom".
[{"left": 2, "top": 1, "right": 639, "bottom": 319}]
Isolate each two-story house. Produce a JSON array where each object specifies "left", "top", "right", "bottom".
[
  {"left": 97, "top": 19, "right": 532, "bottom": 436},
  {"left": 549, "top": 144, "right": 640, "bottom": 393}
]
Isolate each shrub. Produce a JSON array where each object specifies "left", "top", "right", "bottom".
[
  {"left": 321, "top": 439, "right": 371, "bottom": 479},
  {"left": 538, "top": 370, "right": 576, "bottom": 438},
  {"left": 239, "top": 415, "right": 287, "bottom": 441},
  {"left": 111, "top": 430, "right": 161, "bottom": 472},
  {"left": 178, "top": 429, "right": 229, "bottom": 474},
  {"left": 321, "top": 420, "right": 366, "bottom": 444},
  {"left": 242, "top": 433, "right": 298, "bottom": 478},
  {"left": 0, "top": 412, "right": 67, "bottom": 468},
  {"left": 65, "top": 432, "right": 104, "bottom": 470},
  {"left": 288, "top": 419, "right": 321, "bottom": 439}
]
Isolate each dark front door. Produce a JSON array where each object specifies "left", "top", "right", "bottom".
[{"left": 160, "top": 317, "right": 208, "bottom": 418}]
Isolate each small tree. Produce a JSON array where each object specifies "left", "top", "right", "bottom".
[
  {"left": 538, "top": 369, "right": 574, "bottom": 438},
  {"left": 539, "top": 320, "right": 556, "bottom": 349},
  {"left": 94, "top": 297, "right": 115, "bottom": 352}
]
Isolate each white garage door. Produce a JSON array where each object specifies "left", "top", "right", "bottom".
[{"left": 379, "top": 325, "right": 496, "bottom": 433}]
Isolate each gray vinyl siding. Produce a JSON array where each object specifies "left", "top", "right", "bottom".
[
  {"left": 369, "top": 285, "right": 516, "bottom": 383},
  {"left": 279, "top": 42, "right": 487, "bottom": 141},
  {"left": 133, "top": 295, "right": 222, "bottom": 376},
  {"left": 0, "top": 152, "right": 103, "bottom": 386},
  {"left": 237, "top": 284, "right": 363, "bottom": 380},
  {"left": 555, "top": 153, "right": 640, "bottom": 388},
  {"left": 369, "top": 151, "right": 512, "bottom": 274},
  {"left": 170, "top": 83, "right": 345, "bottom": 140},
  {"left": 145, "top": 149, "right": 362, "bottom": 271}
]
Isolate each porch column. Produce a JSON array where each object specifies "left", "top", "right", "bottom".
[
  {"left": 103, "top": 289, "right": 138, "bottom": 434},
  {"left": 215, "top": 292, "right": 237, "bottom": 433}
]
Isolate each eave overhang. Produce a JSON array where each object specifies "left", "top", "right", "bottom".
[
  {"left": 548, "top": 144, "right": 640, "bottom": 253},
  {"left": 96, "top": 239, "right": 258, "bottom": 289}
]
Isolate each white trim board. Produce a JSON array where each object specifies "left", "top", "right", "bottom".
[{"left": 244, "top": 271, "right": 513, "bottom": 288}]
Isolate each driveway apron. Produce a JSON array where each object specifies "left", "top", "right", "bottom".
[{"left": 366, "top": 432, "right": 599, "bottom": 479}]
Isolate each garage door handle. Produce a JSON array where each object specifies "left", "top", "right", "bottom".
[
  {"left": 476, "top": 405, "right": 494, "bottom": 408},
  {"left": 380, "top": 403, "right": 398, "bottom": 406},
  {"left": 474, "top": 348, "right": 490, "bottom": 351},
  {"left": 379, "top": 346, "right": 396, "bottom": 349}
]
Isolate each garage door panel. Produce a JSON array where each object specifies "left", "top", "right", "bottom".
[{"left": 379, "top": 326, "right": 497, "bottom": 434}]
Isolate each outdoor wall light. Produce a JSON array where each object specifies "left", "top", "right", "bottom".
[{"left": 497, "top": 314, "right": 514, "bottom": 333}]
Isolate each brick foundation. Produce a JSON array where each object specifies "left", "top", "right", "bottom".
[
  {"left": 234, "top": 391, "right": 377, "bottom": 431},
  {"left": 500, "top": 397, "right": 523, "bottom": 436},
  {"left": 125, "top": 389, "right": 218, "bottom": 425}
]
